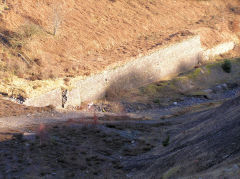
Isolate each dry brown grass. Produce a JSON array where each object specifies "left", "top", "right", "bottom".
[
  {"left": 0, "top": 0, "right": 239, "bottom": 81},
  {"left": 0, "top": 97, "right": 54, "bottom": 117}
]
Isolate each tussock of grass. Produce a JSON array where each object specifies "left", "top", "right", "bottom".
[
  {"left": 187, "top": 68, "right": 201, "bottom": 79},
  {"left": 4, "top": 23, "right": 45, "bottom": 50}
]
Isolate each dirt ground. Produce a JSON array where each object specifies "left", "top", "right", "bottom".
[{"left": 0, "top": 95, "right": 239, "bottom": 178}]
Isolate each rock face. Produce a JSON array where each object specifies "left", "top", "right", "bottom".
[{"left": 23, "top": 36, "right": 235, "bottom": 108}]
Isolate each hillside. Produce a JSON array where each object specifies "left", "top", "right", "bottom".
[
  {"left": 0, "top": 0, "right": 240, "bottom": 82},
  {"left": 0, "top": 1, "right": 240, "bottom": 178}
]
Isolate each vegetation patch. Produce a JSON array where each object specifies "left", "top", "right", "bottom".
[
  {"left": 221, "top": 59, "right": 232, "bottom": 73},
  {"left": 187, "top": 67, "right": 202, "bottom": 79},
  {"left": 0, "top": 23, "right": 44, "bottom": 50},
  {"left": 162, "top": 136, "right": 170, "bottom": 147},
  {"left": 162, "top": 166, "right": 181, "bottom": 179}
]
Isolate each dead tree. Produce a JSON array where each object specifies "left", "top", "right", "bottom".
[
  {"left": 53, "top": 7, "right": 62, "bottom": 36},
  {"left": 51, "top": 2, "right": 65, "bottom": 36}
]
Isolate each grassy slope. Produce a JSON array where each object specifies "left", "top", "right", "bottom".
[{"left": 0, "top": 0, "right": 239, "bottom": 80}]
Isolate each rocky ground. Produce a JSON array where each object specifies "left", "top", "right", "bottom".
[{"left": 0, "top": 95, "right": 239, "bottom": 178}]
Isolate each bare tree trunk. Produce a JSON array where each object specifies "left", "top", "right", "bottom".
[{"left": 52, "top": 6, "right": 62, "bottom": 36}]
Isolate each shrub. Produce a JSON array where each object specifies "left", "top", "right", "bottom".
[
  {"left": 153, "top": 99, "right": 160, "bottom": 104},
  {"left": 162, "top": 136, "right": 170, "bottom": 147},
  {"left": 221, "top": 59, "right": 232, "bottom": 73}
]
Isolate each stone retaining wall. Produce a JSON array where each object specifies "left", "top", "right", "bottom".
[
  {"left": 202, "top": 42, "right": 235, "bottom": 61},
  {"left": 23, "top": 36, "right": 235, "bottom": 108},
  {"left": 24, "top": 88, "right": 62, "bottom": 107}
]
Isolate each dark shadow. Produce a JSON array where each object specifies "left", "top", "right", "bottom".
[
  {"left": 0, "top": 31, "right": 11, "bottom": 47},
  {"left": 104, "top": 54, "right": 199, "bottom": 101},
  {"left": 0, "top": 120, "right": 155, "bottom": 178},
  {"left": 105, "top": 70, "right": 151, "bottom": 100}
]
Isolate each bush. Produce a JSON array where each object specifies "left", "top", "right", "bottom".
[
  {"left": 221, "top": 59, "right": 232, "bottom": 73},
  {"left": 153, "top": 99, "right": 160, "bottom": 104},
  {"left": 162, "top": 136, "right": 170, "bottom": 147}
]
